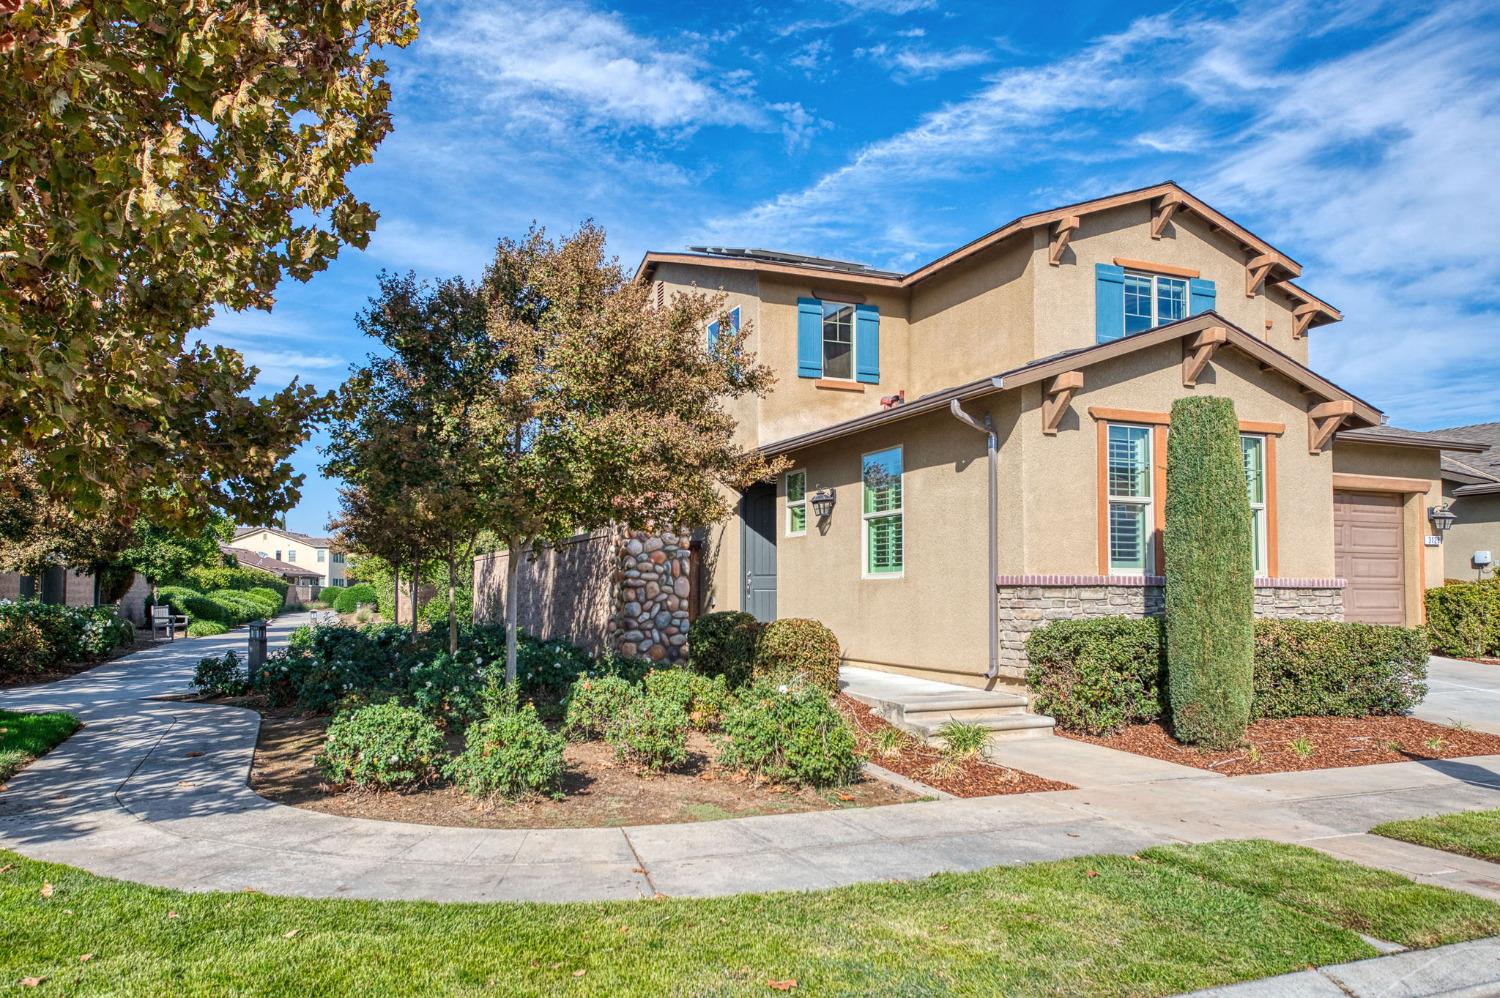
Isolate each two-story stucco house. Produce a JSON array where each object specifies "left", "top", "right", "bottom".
[
  {"left": 639, "top": 181, "right": 1478, "bottom": 691},
  {"left": 232, "top": 526, "right": 349, "bottom": 589}
]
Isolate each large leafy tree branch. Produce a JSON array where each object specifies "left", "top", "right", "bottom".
[{"left": 0, "top": 0, "right": 418, "bottom": 533}]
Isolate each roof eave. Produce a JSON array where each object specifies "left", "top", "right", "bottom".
[{"left": 1335, "top": 429, "right": 1491, "bottom": 453}]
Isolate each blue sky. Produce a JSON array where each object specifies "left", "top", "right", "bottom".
[{"left": 203, "top": 0, "right": 1500, "bottom": 535}]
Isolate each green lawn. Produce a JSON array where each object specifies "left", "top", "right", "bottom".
[
  {"left": 0, "top": 709, "right": 79, "bottom": 784},
  {"left": 1373, "top": 808, "right": 1500, "bottom": 863},
  {"left": 3, "top": 840, "right": 1499, "bottom": 996}
]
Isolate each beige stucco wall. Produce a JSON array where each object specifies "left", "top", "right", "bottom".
[
  {"left": 1444, "top": 483, "right": 1500, "bottom": 580},
  {"left": 1331, "top": 442, "right": 1445, "bottom": 620},
  {"left": 235, "top": 529, "right": 344, "bottom": 587},
  {"left": 904, "top": 237, "right": 1035, "bottom": 394}
]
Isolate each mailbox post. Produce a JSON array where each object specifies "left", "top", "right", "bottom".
[{"left": 247, "top": 619, "right": 268, "bottom": 684}]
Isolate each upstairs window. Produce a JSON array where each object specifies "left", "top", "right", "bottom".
[
  {"left": 822, "top": 302, "right": 855, "bottom": 380},
  {"left": 317, "top": 549, "right": 326, "bottom": 563},
  {"left": 786, "top": 470, "right": 807, "bottom": 536},
  {"left": 332, "top": 552, "right": 345, "bottom": 564},
  {"left": 707, "top": 306, "right": 740, "bottom": 350},
  {"left": 1124, "top": 272, "right": 1188, "bottom": 336},
  {"left": 286, "top": 549, "right": 296, "bottom": 563},
  {"left": 862, "top": 446, "right": 904, "bottom": 577},
  {"left": 1106, "top": 424, "right": 1154, "bottom": 574}
]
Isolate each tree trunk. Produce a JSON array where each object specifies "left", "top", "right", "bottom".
[
  {"left": 410, "top": 569, "right": 420, "bottom": 637},
  {"left": 504, "top": 537, "right": 522, "bottom": 686},
  {"left": 391, "top": 556, "right": 400, "bottom": 627},
  {"left": 446, "top": 553, "right": 459, "bottom": 654}
]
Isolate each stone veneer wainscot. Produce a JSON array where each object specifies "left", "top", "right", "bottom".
[
  {"left": 613, "top": 530, "right": 694, "bottom": 663},
  {"left": 993, "top": 575, "right": 1346, "bottom": 678}
]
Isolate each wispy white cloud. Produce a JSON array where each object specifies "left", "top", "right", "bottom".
[
  {"left": 835, "top": 0, "right": 936, "bottom": 12},
  {"left": 198, "top": 309, "right": 348, "bottom": 390},
  {"left": 857, "top": 42, "right": 991, "bottom": 81},
  {"left": 789, "top": 38, "right": 834, "bottom": 75}
]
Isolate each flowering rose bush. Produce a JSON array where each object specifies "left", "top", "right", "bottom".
[{"left": 0, "top": 598, "right": 134, "bottom": 682}]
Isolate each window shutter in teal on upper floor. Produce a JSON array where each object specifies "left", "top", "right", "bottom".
[
  {"left": 797, "top": 298, "right": 822, "bottom": 378},
  {"left": 1095, "top": 263, "right": 1125, "bottom": 343},
  {"left": 1189, "top": 279, "right": 1216, "bottom": 316},
  {"left": 854, "top": 303, "right": 880, "bottom": 384}
]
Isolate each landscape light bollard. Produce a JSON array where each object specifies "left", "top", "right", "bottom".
[{"left": 248, "top": 620, "right": 268, "bottom": 684}]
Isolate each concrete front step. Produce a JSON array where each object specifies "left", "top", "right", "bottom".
[
  {"left": 839, "top": 665, "right": 1056, "bottom": 744},
  {"left": 910, "top": 713, "right": 1058, "bottom": 741}
]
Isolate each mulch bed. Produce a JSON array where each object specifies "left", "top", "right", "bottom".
[
  {"left": 835, "top": 694, "right": 1072, "bottom": 798},
  {"left": 246, "top": 704, "right": 918, "bottom": 829},
  {"left": 1065, "top": 715, "right": 1500, "bottom": 776}
]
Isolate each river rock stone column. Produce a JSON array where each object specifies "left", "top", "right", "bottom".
[{"left": 612, "top": 529, "right": 693, "bottom": 663}]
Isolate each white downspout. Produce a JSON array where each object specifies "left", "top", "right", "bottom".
[{"left": 949, "top": 397, "right": 1000, "bottom": 681}]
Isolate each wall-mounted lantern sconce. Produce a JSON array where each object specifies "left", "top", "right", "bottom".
[
  {"left": 811, "top": 489, "right": 837, "bottom": 519},
  {"left": 1429, "top": 504, "right": 1458, "bottom": 534}
]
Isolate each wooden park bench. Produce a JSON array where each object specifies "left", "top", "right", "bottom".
[{"left": 150, "top": 603, "right": 189, "bottom": 642}]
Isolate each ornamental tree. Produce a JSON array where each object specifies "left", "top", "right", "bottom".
[
  {"left": 1163, "top": 396, "right": 1255, "bottom": 748},
  {"left": 0, "top": 1, "right": 418, "bottom": 533}
]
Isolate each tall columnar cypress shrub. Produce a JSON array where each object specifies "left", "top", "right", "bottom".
[{"left": 1164, "top": 397, "right": 1255, "bottom": 748}]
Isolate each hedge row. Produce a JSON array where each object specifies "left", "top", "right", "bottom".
[
  {"left": 171, "top": 565, "right": 289, "bottom": 603},
  {"left": 0, "top": 599, "right": 134, "bottom": 683},
  {"left": 1025, "top": 616, "right": 1429, "bottom": 736},
  {"left": 1426, "top": 580, "right": 1500, "bottom": 659},
  {"left": 685, "top": 612, "right": 841, "bottom": 692},
  {"left": 153, "top": 585, "right": 280, "bottom": 628}
]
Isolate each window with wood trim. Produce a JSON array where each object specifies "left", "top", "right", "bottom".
[
  {"left": 862, "top": 446, "right": 903, "bottom": 577},
  {"left": 1242, "top": 434, "right": 1268, "bottom": 575},
  {"left": 785, "top": 469, "right": 807, "bottom": 537},
  {"left": 822, "top": 301, "right": 856, "bottom": 380},
  {"left": 1106, "top": 424, "right": 1154, "bottom": 574},
  {"left": 1124, "top": 271, "right": 1188, "bottom": 336}
]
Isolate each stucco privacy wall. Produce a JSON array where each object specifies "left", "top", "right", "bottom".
[{"left": 1443, "top": 482, "right": 1500, "bottom": 580}]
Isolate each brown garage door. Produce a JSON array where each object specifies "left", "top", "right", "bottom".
[{"left": 1334, "top": 490, "right": 1405, "bottom": 625}]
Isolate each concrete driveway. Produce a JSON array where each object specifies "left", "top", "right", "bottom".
[{"left": 1414, "top": 657, "right": 1500, "bottom": 735}]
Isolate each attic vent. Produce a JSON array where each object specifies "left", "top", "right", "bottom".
[{"left": 655, "top": 281, "right": 664, "bottom": 309}]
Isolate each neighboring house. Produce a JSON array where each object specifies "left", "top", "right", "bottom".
[
  {"left": 1412, "top": 422, "right": 1500, "bottom": 581},
  {"left": 231, "top": 526, "right": 349, "bottom": 588},
  {"left": 623, "top": 181, "right": 1472, "bottom": 689},
  {"left": 221, "top": 545, "right": 325, "bottom": 590}
]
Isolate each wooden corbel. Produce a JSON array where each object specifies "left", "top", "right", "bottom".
[
  {"left": 1307, "top": 400, "right": 1354, "bottom": 454},
  {"left": 1292, "top": 303, "right": 1319, "bottom": 339},
  {"left": 1042, "top": 371, "right": 1084, "bottom": 435},
  {"left": 1049, "top": 216, "right": 1079, "bottom": 266},
  {"left": 1181, "top": 326, "right": 1227, "bottom": 387},
  {"left": 1151, "top": 193, "right": 1183, "bottom": 239},
  {"left": 1246, "top": 253, "right": 1276, "bottom": 298}
]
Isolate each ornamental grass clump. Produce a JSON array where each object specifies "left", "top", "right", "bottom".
[
  {"left": 606, "top": 693, "right": 691, "bottom": 773},
  {"left": 644, "top": 668, "right": 733, "bottom": 731},
  {"left": 562, "top": 675, "right": 640, "bottom": 741},
  {"left": 316, "top": 702, "right": 446, "bottom": 790},
  {"left": 716, "top": 678, "right": 862, "bottom": 788},
  {"left": 1164, "top": 397, "right": 1255, "bottom": 749},
  {"left": 447, "top": 693, "right": 566, "bottom": 801}
]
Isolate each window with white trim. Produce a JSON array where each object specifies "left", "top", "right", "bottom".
[
  {"left": 1242, "top": 434, "right": 1268, "bottom": 575},
  {"left": 1124, "top": 272, "right": 1188, "bottom": 336},
  {"left": 286, "top": 548, "right": 296, "bottom": 563},
  {"left": 822, "top": 301, "right": 856, "bottom": 380},
  {"left": 332, "top": 552, "right": 345, "bottom": 564},
  {"left": 786, "top": 470, "right": 807, "bottom": 536},
  {"left": 862, "top": 446, "right": 903, "bottom": 576},
  {"left": 1107, "top": 424, "right": 1154, "bottom": 574},
  {"left": 317, "top": 548, "right": 326, "bottom": 563}
]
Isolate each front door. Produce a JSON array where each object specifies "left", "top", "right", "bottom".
[{"left": 741, "top": 483, "right": 777, "bottom": 622}]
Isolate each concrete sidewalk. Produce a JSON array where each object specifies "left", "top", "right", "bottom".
[
  {"left": 1182, "top": 936, "right": 1500, "bottom": 997},
  {"left": 4, "top": 634, "right": 1500, "bottom": 903}
]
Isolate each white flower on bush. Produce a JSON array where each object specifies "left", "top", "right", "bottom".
[{"left": 778, "top": 684, "right": 789, "bottom": 694}]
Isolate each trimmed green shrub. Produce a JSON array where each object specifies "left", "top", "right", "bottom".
[
  {"left": 155, "top": 585, "right": 221, "bottom": 622},
  {"left": 0, "top": 600, "right": 135, "bottom": 681},
  {"left": 606, "top": 693, "right": 690, "bottom": 772},
  {"left": 316, "top": 702, "right": 446, "bottom": 789},
  {"left": 1026, "top": 616, "right": 1431, "bottom": 736},
  {"left": 248, "top": 586, "right": 285, "bottom": 611},
  {"left": 687, "top": 611, "right": 761, "bottom": 688},
  {"left": 754, "top": 618, "right": 842, "bottom": 693},
  {"left": 716, "top": 678, "right": 861, "bottom": 787},
  {"left": 186, "top": 620, "right": 229, "bottom": 638},
  {"left": 446, "top": 695, "right": 566, "bottom": 801},
  {"left": 176, "top": 565, "right": 289, "bottom": 602},
  {"left": 1025, "top": 617, "right": 1167, "bottom": 734},
  {"left": 1164, "top": 396, "right": 1255, "bottom": 748},
  {"left": 193, "top": 651, "right": 247, "bottom": 696},
  {"left": 407, "top": 649, "right": 490, "bottom": 727},
  {"left": 1426, "top": 581, "right": 1500, "bottom": 658},
  {"left": 563, "top": 675, "right": 639, "bottom": 741},
  {"left": 0, "top": 612, "right": 49, "bottom": 681},
  {"left": 644, "top": 668, "right": 733, "bottom": 730},
  {"left": 332, "top": 584, "right": 377, "bottom": 614}
]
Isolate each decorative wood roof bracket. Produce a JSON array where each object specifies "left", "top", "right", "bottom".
[
  {"left": 1307, "top": 400, "right": 1354, "bottom": 454},
  {"left": 1246, "top": 253, "right": 1277, "bottom": 298},
  {"left": 1049, "top": 216, "right": 1080, "bottom": 266},
  {"left": 1151, "top": 194, "right": 1183, "bottom": 239},
  {"left": 1042, "top": 371, "right": 1084, "bottom": 435},
  {"left": 1292, "top": 303, "right": 1319, "bottom": 339},
  {"left": 1182, "top": 326, "right": 1228, "bottom": 387}
]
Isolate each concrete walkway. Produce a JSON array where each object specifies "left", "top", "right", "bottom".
[
  {"left": 4, "top": 638, "right": 1500, "bottom": 904},
  {"left": 1182, "top": 936, "right": 1500, "bottom": 997},
  {"left": 1414, "top": 656, "right": 1500, "bottom": 736}
]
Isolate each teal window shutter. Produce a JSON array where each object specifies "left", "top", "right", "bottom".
[
  {"left": 854, "top": 304, "right": 880, "bottom": 384},
  {"left": 797, "top": 298, "right": 822, "bottom": 378},
  {"left": 1095, "top": 264, "right": 1125, "bottom": 343},
  {"left": 707, "top": 319, "right": 719, "bottom": 349},
  {"left": 1189, "top": 279, "right": 1216, "bottom": 315}
]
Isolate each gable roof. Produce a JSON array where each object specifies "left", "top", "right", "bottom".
[
  {"left": 638, "top": 182, "right": 1339, "bottom": 327},
  {"left": 233, "top": 525, "right": 334, "bottom": 548},
  {"left": 221, "top": 545, "right": 322, "bottom": 581},
  {"left": 759, "top": 311, "right": 1380, "bottom": 456},
  {"left": 1402, "top": 421, "right": 1500, "bottom": 494}
]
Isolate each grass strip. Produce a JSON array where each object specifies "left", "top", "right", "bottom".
[{"left": 1372, "top": 808, "right": 1500, "bottom": 864}]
